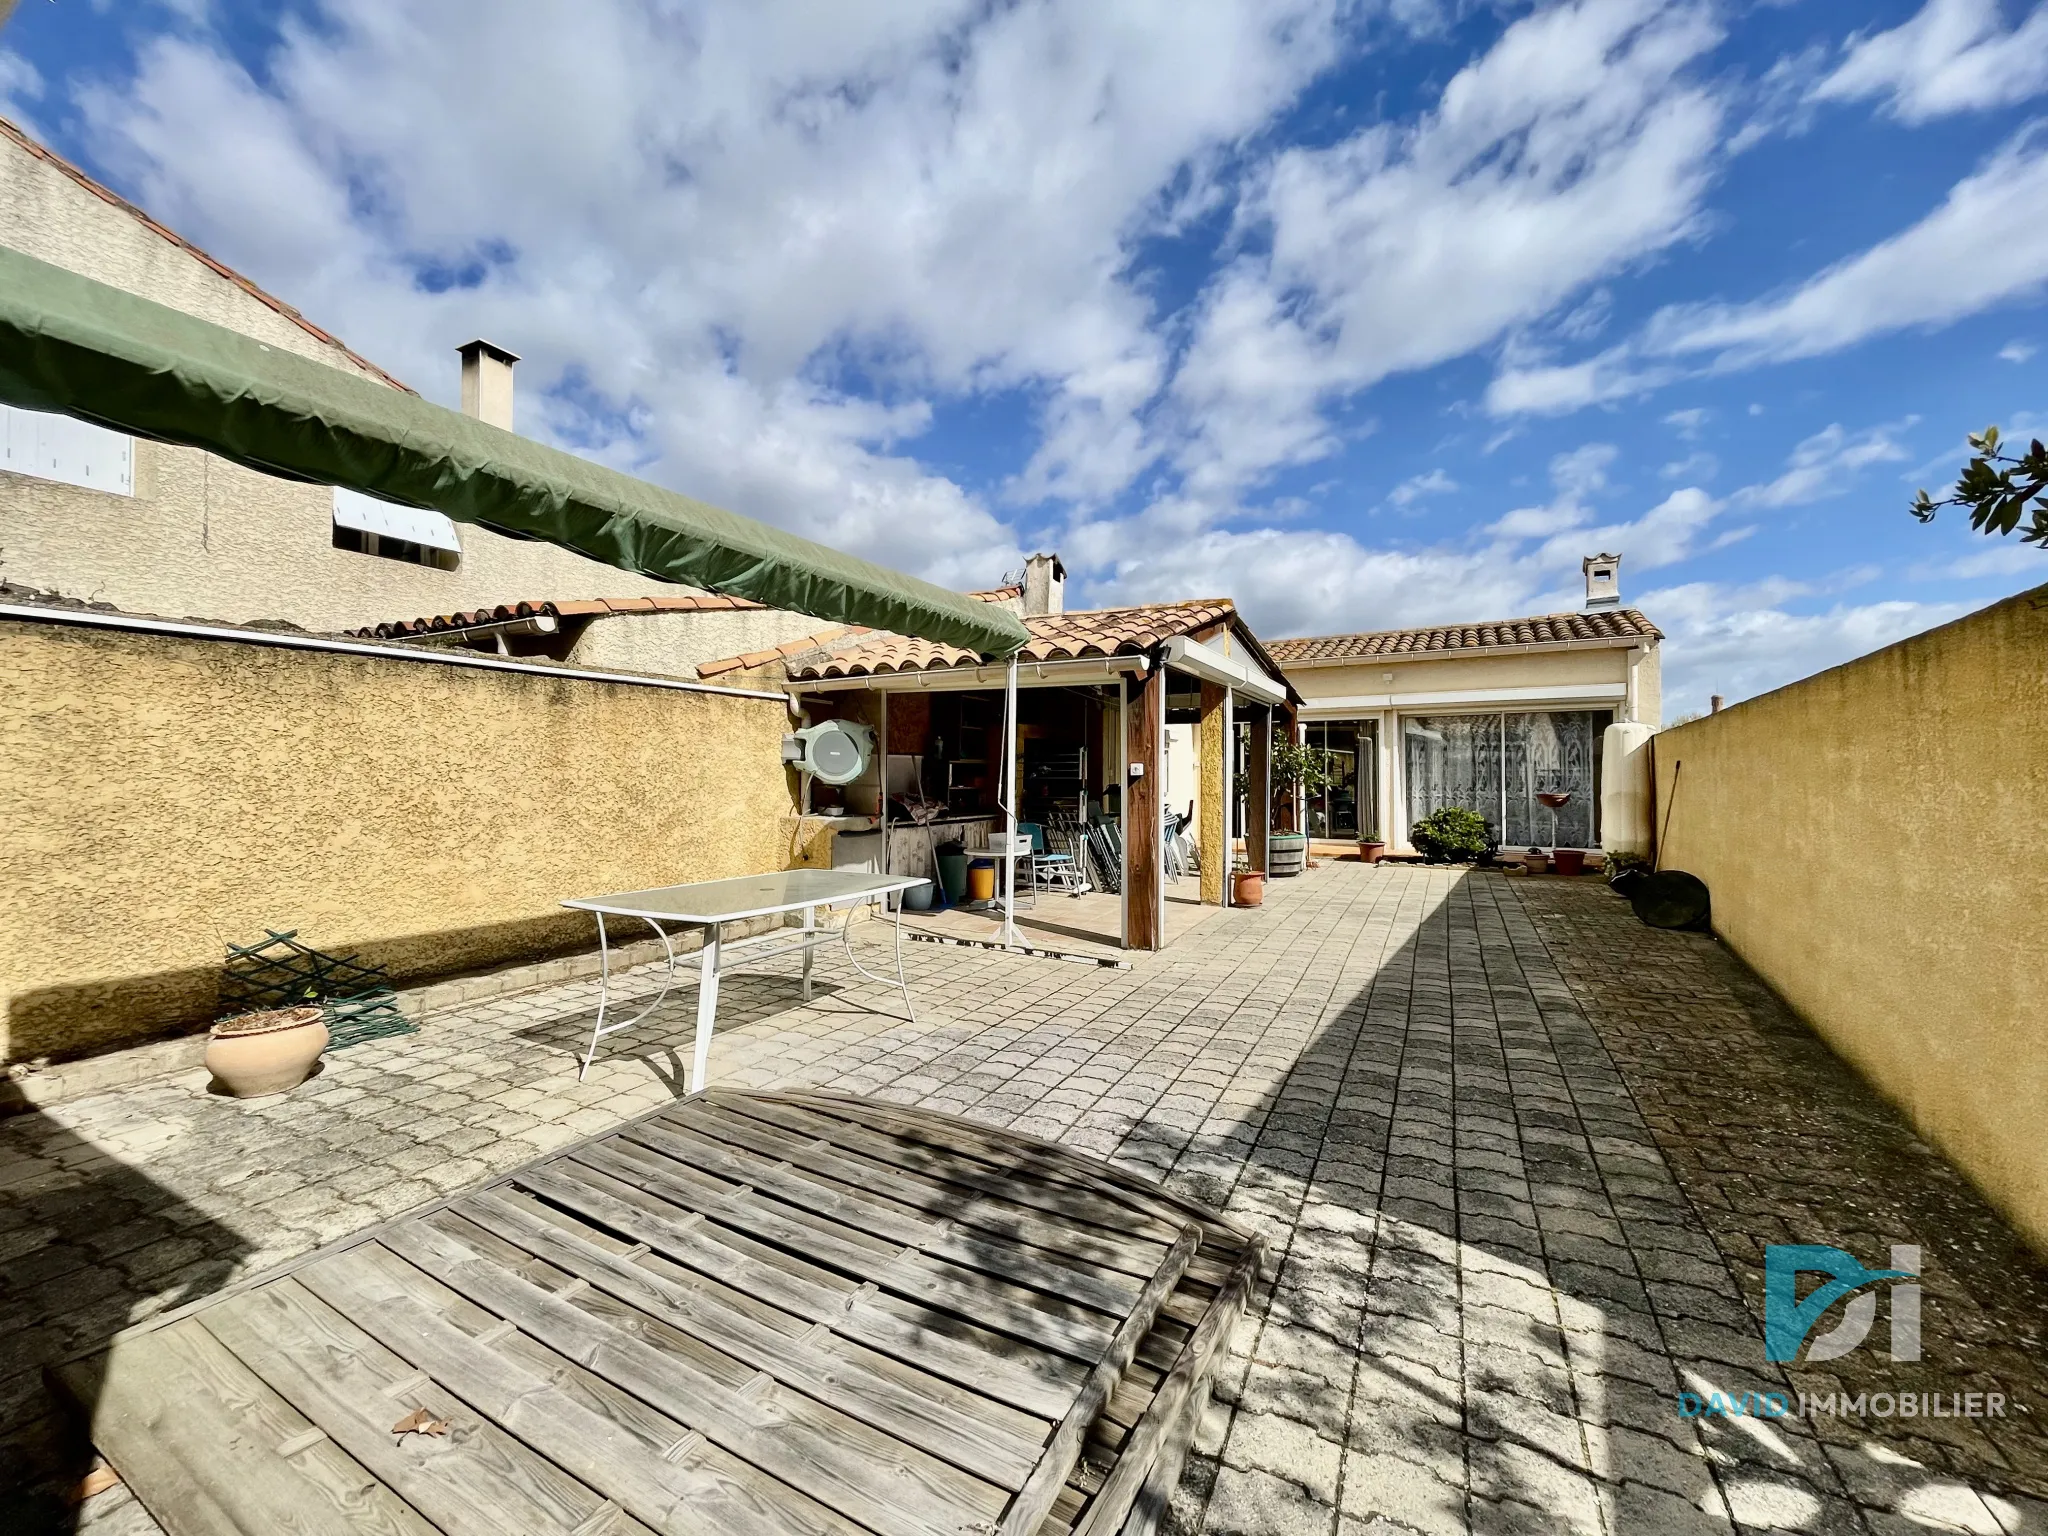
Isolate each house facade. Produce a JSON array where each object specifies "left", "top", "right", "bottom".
[
  {"left": 1269, "top": 581, "right": 1660, "bottom": 856},
  {"left": 0, "top": 116, "right": 692, "bottom": 632}
]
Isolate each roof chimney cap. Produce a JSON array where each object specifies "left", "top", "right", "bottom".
[
  {"left": 1582, "top": 552, "right": 1622, "bottom": 609},
  {"left": 458, "top": 339, "right": 518, "bottom": 431},
  {"left": 458, "top": 338, "right": 521, "bottom": 366},
  {"left": 1023, "top": 552, "right": 1066, "bottom": 616}
]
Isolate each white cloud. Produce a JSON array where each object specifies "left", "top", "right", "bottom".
[
  {"left": 1171, "top": 0, "right": 1725, "bottom": 486},
  {"left": 1387, "top": 468, "right": 1459, "bottom": 508},
  {"left": 1735, "top": 421, "right": 1914, "bottom": 509},
  {"left": 2001, "top": 339, "right": 2038, "bottom": 362},
  {"left": 1484, "top": 346, "right": 1674, "bottom": 416},
  {"left": 1663, "top": 406, "right": 1710, "bottom": 438},
  {"left": 1645, "top": 126, "right": 2048, "bottom": 368},
  {"left": 0, "top": 47, "right": 44, "bottom": 126},
  {"left": 72, "top": 0, "right": 1352, "bottom": 583},
  {"left": 1813, "top": 0, "right": 2048, "bottom": 124},
  {"left": 1661, "top": 450, "right": 1718, "bottom": 479},
  {"left": 1642, "top": 579, "right": 1974, "bottom": 714}
]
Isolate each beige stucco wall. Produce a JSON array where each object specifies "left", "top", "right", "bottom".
[
  {"left": 1287, "top": 641, "right": 1653, "bottom": 720},
  {"left": 1, "top": 130, "right": 702, "bottom": 633},
  {"left": 1281, "top": 638, "right": 1659, "bottom": 851},
  {"left": 1653, "top": 583, "right": 2048, "bottom": 1252},
  {"left": 566, "top": 608, "right": 833, "bottom": 680},
  {"left": 0, "top": 616, "right": 795, "bottom": 1064}
]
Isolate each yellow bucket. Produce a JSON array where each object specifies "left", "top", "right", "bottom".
[{"left": 967, "top": 861, "right": 996, "bottom": 901}]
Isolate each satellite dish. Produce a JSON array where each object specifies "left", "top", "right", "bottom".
[{"left": 785, "top": 721, "right": 874, "bottom": 786}]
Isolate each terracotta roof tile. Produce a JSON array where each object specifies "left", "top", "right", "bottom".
[
  {"left": 777, "top": 599, "right": 1238, "bottom": 680},
  {"left": 349, "top": 593, "right": 766, "bottom": 640},
  {"left": 1267, "top": 608, "right": 1661, "bottom": 665},
  {"left": 2, "top": 115, "right": 413, "bottom": 395}
]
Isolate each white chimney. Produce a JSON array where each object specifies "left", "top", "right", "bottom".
[
  {"left": 1023, "top": 552, "right": 1066, "bottom": 616},
  {"left": 1582, "top": 552, "right": 1622, "bottom": 609},
  {"left": 458, "top": 339, "right": 519, "bottom": 431}
]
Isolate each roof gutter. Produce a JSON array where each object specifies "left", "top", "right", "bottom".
[
  {"left": 404, "top": 614, "right": 560, "bottom": 645},
  {"left": 792, "top": 655, "right": 1150, "bottom": 694},
  {"left": 1160, "top": 634, "right": 1287, "bottom": 707}
]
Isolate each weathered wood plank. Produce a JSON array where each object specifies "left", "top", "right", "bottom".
[
  {"left": 777, "top": 1095, "right": 1205, "bottom": 1232},
  {"left": 519, "top": 1159, "right": 1085, "bottom": 1417},
  {"left": 1070, "top": 1238, "right": 1262, "bottom": 1536},
  {"left": 706, "top": 1095, "right": 1181, "bottom": 1245},
  {"left": 374, "top": 1221, "right": 1010, "bottom": 1536},
  {"left": 200, "top": 1278, "right": 649, "bottom": 1536},
  {"left": 52, "top": 1320, "right": 431, "bottom": 1536},
  {"left": 628, "top": 1119, "right": 1145, "bottom": 1315},
  {"left": 677, "top": 1100, "right": 1172, "bottom": 1282},
  {"left": 297, "top": 1245, "right": 865, "bottom": 1536},
  {"left": 998, "top": 1227, "right": 1201, "bottom": 1536},
  {"left": 768, "top": 1096, "right": 1249, "bottom": 1294},
  {"left": 452, "top": 1188, "right": 1046, "bottom": 1485},
  {"left": 580, "top": 1136, "right": 1121, "bottom": 1361}
]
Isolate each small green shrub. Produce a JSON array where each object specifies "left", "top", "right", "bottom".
[{"left": 1410, "top": 807, "right": 1492, "bottom": 863}]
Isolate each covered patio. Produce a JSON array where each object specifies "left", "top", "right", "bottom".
[{"left": 9, "top": 863, "right": 2048, "bottom": 1535}]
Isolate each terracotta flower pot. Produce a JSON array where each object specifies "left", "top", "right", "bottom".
[
  {"left": 1233, "top": 871, "right": 1266, "bottom": 907},
  {"left": 206, "top": 1006, "right": 328, "bottom": 1098},
  {"left": 1551, "top": 848, "right": 1587, "bottom": 876},
  {"left": 1522, "top": 849, "right": 1550, "bottom": 876},
  {"left": 1356, "top": 840, "right": 1385, "bottom": 864}
]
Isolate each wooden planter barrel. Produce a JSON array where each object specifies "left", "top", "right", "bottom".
[{"left": 1267, "top": 832, "right": 1308, "bottom": 878}]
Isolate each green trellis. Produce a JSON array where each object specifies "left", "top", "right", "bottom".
[{"left": 219, "top": 930, "right": 417, "bottom": 1051}]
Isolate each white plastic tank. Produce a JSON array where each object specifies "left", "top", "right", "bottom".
[{"left": 1600, "top": 722, "right": 1656, "bottom": 858}]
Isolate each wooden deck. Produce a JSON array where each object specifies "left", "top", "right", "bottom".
[{"left": 54, "top": 1091, "right": 1260, "bottom": 1536}]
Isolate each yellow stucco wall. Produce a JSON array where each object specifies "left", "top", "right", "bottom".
[
  {"left": 1199, "top": 681, "right": 1227, "bottom": 904},
  {"left": 0, "top": 617, "right": 794, "bottom": 1064},
  {"left": 1653, "top": 583, "right": 2048, "bottom": 1251}
]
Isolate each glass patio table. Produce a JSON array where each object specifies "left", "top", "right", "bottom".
[{"left": 562, "top": 869, "right": 928, "bottom": 1088}]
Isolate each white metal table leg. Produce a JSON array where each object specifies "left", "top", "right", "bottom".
[
  {"left": 690, "top": 922, "right": 721, "bottom": 1094},
  {"left": 579, "top": 911, "right": 614, "bottom": 1081},
  {"left": 893, "top": 897, "right": 915, "bottom": 1023},
  {"left": 800, "top": 903, "right": 816, "bottom": 1002}
]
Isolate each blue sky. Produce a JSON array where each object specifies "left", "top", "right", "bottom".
[{"left": 3, "top": 0, "right": 2045, "bottom": 713}]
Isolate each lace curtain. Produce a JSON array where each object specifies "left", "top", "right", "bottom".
[{"left": 1403, "top": 711, "right": 1606, "bottom": 848}]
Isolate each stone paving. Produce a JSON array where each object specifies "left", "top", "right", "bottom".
[{"left": 4, "top": 863, "right": 2047, "bottom": 1535}]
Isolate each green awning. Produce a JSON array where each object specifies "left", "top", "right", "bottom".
[{"left": 0, "top": 245, "right": 1028, "bottom": 657}]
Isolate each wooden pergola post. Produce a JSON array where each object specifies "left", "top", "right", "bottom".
[
  {"left": 1124, "top": 662, "right": 1164, "bottom": 950},
  {"left": 1199, "top": 680, "right": 1228, "bottom": 905}
]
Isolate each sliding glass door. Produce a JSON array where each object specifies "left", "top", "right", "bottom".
[
  {"left": 1403, "top": 710, "right": 1610, "bottom": 849},
  {"left": 1303, "top": 719, "right": 1377, "bottom": 839}
]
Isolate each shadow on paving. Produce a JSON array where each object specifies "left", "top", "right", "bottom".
[
  {"left": 0, "top": 1110, "right": 251, "bottom": 1534},
  {"left": 511, "top": 969, "right": 867, "bottom": 1097},
  {"left": 1089, "top": 867, "right": 2048, "bottom": 1536}
]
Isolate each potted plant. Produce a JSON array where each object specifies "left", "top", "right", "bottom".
[
  {"left": 1356, "top": 834, "right": 1386, "bottom": 864},
  {"left": 1231, "top": 855, "right": 1266, "bottom": 907},
  {"left": 1266, "top": 735, "right": 1337, "bottom": 878},
  {"left": 1409, "top": 807, "right": 1491, "bottom": 865},
  {"left": 206, "top": 1004, "right": 328, "bottom": 1098},
  {"left": 1522, "top": 846, "right": 1550, "bottom": 876}
]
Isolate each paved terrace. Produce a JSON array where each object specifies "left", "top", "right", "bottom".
[{"left": 4, "top": 864, "right": 2047, "bottom": 1535}]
